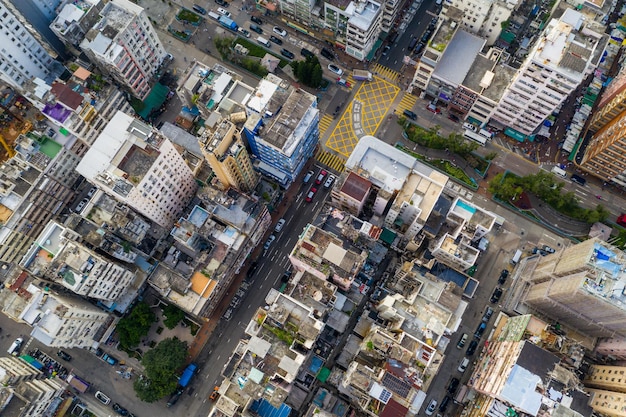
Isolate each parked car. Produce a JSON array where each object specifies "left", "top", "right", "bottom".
[
  {"left": 448, "top": 113, "right": 460, "bottom": 122},
  {"left": 274, "top": 218, "right": 286, "bottom": 233},
  {"left": 280, "top": 48, "right": 295, "bottom": 59},
  {"left": 426, "top": 103, "right": 441, "bottom": 114},
  {"left": 458, "top": 357, "right": 470, "bottom": 373},
  {"left": 250, "top": 16, "right": 263, "bottom": 25},
  {"left": 210, "top": 386, "right": 220, "bottom": 401},
  {"left": 324, "top": 175, "right": 335, "bottom": 189},
  {"left": 167, "top": 389, "right": 183, "bottom": 407},
  {"left": 102, "top": 353, "right": 118, "bottom": 365},
  {"left": 238, "top": 28, "right": 251, "bottom": 38},
  {"left": 263, "top": 235, "right": 276, "bottom": 250},
  {"left": 466, "top": 340, "right": 478, "bottom": 356},
  {"left": 481, "top": 307, "right": 494, "bottom": 323},
  {"left": 456, "top": 333, "right": 468, "bottom": 349},
  {"left": 269, "top": 35, "right": 283, "bottom": 45},
  {"left": 217, "top": 7, "right": 230, "bottom": 16},
  {"left": 618, "top": 213, "right": 626, "bottom": 227},
  {"left": 382, "top": 45, "right": 391, "bottom": 56},
  {"left": 327, "top": 64, "right": 343, "bottom": 76},
  {"left": 321, "top": 47, "right": 335, "bottom": 61},
  {"left": 303, "top": 170, "right": 314, "bottom": 183},
  {"left": 112, "top": 403, "right": 129, "bottom": 416},
  {"left": 57, "top": 350, "right": 72, "bottom": 361},
  {"left": 474, "top": 322, "right": 486, "bottom": 339},
  {"left": 87, "top": 187, "right": 97, "bottom": 197},
  {"left": 439, "top": 396, "right": 452, "bottom": 412},
  {"left": 249, "top": 24, "right": 263, "bottom": 34},
  {"left": 215, "top": 0, "right": 228, "bottom": 5},
  {"left": 75, "top": 200, "right": 87, "bottom": 212},
  {"left": 305, "top": 187, "right": 317, "bottom": 202},
  {"left": 301, "top": 48, "right": 314, "bottom": 58},
  {"left": 7, "top": 337, "right": 23, "bottom": 355},
  {"left": 425, "top": 399, "right": 437, "bottom": 416},
  {"left": 273, "top": 26, "right": 287, "bottom": 37},
  {"left": 498, "top": 269, "right": 509, "bottom": 284},
  {"left": 315, "top": 169, "right": 327, "bottom": 185},
  {"left": 447, "top": 378, "right": 460, "bottom": 394},
  {"left": 543, "top": 245, "right": 556, "bottom": 254},
  {"left": 490, "top": 287, "right": 503, "bottom": 303},
  {"left": 192, "top": 4, "right": 207, "bottom": 14},
  {"left": 95, "top": 391, "right": 111, "bottom": 405}
]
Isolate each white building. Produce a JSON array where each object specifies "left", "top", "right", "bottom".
[
  {"left": 324, "top": 0, "right": 382, "bottom": 61},
  {"left": 76, "top": 111, "right": 197, "bottom": 227},
  {"left": 20, "top": 282, "right": 112, "bottom": 348},
  {"left": 80, "top": 0, "right": 166, "bottom": 100},
  {"left": 0, "top": 1, "right": 64, "bottom": 89},
  {"left": 491, "top": 9, "right": 603, "bottom": 136},
  {"left": 442, "top": 0, "right": 518, "bottom": 45}
]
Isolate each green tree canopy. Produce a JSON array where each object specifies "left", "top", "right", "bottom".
[
  {"left": 163, "top": 304, "right": 186, "bottom": 329},
  {"left": 117, "top": 302, "right": 156, "bottom": 350},
  {"left": 134, "top": 337, "right": 188, "bottom": 402},
  {"left": 292, "top": 56, "right": 323, "bottom": 88}
]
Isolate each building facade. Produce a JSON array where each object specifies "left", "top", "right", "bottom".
[
  {"left": 324, "top": 0, "right": 383, "bottom": 61},
  {"left": 76, "top": 111, "right": 197, "bottom": 227},
  {"left": 80, "top": 0, "right": 166, "bottom": 100}
]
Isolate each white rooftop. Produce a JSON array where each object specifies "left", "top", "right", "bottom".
[{"left": 246, "top": 79, "right": 278, "bottom": 114}]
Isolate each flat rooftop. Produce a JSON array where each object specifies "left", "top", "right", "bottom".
[{"left": 433, "top": 30, "right": 485, "bottom": 86}]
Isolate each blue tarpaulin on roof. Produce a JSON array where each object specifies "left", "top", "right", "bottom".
[{"left": 250, "top": 399, "right": 291, "bottom": 417}]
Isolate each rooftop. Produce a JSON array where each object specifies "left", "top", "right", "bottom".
[
  {"left": 348, "top": 0, "right": 381, "bottom": 31},
  {"left": 264, "top": 88, "right": 318, "bottom": 154},
  {"left": 433, "top": 30, "right": 486, "bottom": 87}
]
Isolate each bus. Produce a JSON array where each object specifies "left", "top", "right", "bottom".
[{"left": 463, "top": 129, "right": 487, "bottom": 146}]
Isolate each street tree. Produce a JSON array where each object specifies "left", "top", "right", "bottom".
[
  {"left": 117, "top": 301, "right": 156, "bottom": 349},
  {"left": 163, "top": 304, "right": 186, "bottom": 329},
  {"left": 134, "top": 337, "right": 188, "bottom": 402}
]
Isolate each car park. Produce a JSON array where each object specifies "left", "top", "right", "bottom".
[
  {"left": 490, "top": 287, "right": 503, "bottom": 303},
  {"left": 466, "top": 340, "right": 478, "bottom": 356},
  {"left": 458, "top": 357, "right": 470, "bottom": 373},
  {"left": 447, "top": 378, "right": 460, "bottom": 394},
  {"left": 250, "top": 16, "right": 263, "bottom": 25},
  {"left": 273, "top": 26, "right": 287, "bottom": 37},
  {"left": 474, "top": 322, "right": 486, "bottom": 339},
  {"left": 112, "top": 403, "right": 129, "bottom": 416},
  {"left": 456, "top": 333, "right": 468, "bottom": 349},
  {"left": 57, "top": 350, "right": 72, "bottom": 361},
  {"left": 306, "top": 187, "right": 317, "bottom": 202},
  {"left": 481, "top": 307, "right": 494, "bottom": 323},
  {"left": 274, "top": 218, "right": 286, "bottom": 233},
  {"left": 269, "top": 35, "right": 283, "bottom": 45},
  {"left": 328, "top": 64, "right": 343, "bottom": 75},
  {"left": 263, "top": 235, "right": 276, "bottom": 250},
  {"left": 315, "top": 170, "right": 327, "bottom": 185},
  {"left": 498, "top": 269, "right": 509, "bottom": 284},
  {"left": 95, "top": 391, "right": 111, "bottom": 405},
  {"left": 425, "top": 399, "right": 437, "bottom": 415},
  {"left": 324, "top": 175, "right": 335, "bottom": 188},
  {"left": 303, "top": 170, "right": 314, "bottom": 183},
  {"left": 280, "top": 49, "right": 295, "bottom": 59}
]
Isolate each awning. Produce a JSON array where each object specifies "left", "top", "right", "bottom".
[
  {"left": 504, "top": 127, "right": 527, "bottom": 142},
  {"left": 138, "top": 83, "right": 170, "bottom": 120}
]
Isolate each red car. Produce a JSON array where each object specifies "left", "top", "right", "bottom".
[
  {"left": 618, "top": 214, "right": 626, "bottom": 227},
  {"left": 426, "top": 104, "right": 441, "bottom": 114},
  {"left": 315, "top": 170, "right": 327, "bottom": 185},
  {"left": 306, "top": 187, "right": 317, "bottom": 202}
]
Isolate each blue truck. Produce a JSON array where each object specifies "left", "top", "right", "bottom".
[
  {"left": 218, "top": 16, "right": 238, "bottom": 31},
  {"left": 179, "top": 363, "right": 198, "bottom": 388}
]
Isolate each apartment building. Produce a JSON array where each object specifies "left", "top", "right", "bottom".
[
  {"left": 0, "top": 0, "right": 65, "bottom": 89},
  {"left": 324, "top": 0, "right": 383, "bottom": 61},
  {"left": 50, "top": 0, "right": 106, "bottom": 56},
  {"left": 0, "top": 356, "right": 65, "bottom": 417},
  {"left": 330, "top": 171, "right": 373, "bottom": 216},
  {"left": 595, "top": 338, "right": 626, "bottom": 361},
  {"left": 491, "top": 9, "right": 603, "bottom": 136},
  {"left": 76, "top": 111, "right": 197, "bottom": 228},
  {"left": 441, "top": 0, "right": 517, "bottom": 46},
  {"left": 243, "top": 75, "right": 319, "bottom": 187},
  {"left": 199, "top": 113, "right": 258, "bottom": 192},
  {"left": 278, "top": 0, "right": 316, "bottom": 26},
  {"left": 586, "top": 62, "right": 626, "bottom": 134},
  {"left": 80, "top": 0, "right": 166, "bottom": 100},
  {"left": 514, "top": 238, "right": 626, "bottom": 338}
]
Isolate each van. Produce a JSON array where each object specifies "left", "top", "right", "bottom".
[
  {"left": 511, "top": 249, "right": 522, "bottom": 265},
  {"left": 403, "top": 109, "right": 417, "bottom": 120},
  {"left": 8, "top": 337, "right": 23, "bottom": 355},
  {"left": 408, "top": 37, "right": 418, "bottom": 50},
  {"left": 250, "top": 24, "right": 263, "bottom": 34},
  {"left": 479, "top": 128, "right": 493, "bottom": 139},
  {"left": 257, "top": 36, "right": 271, "bottom": 47},
  {"left": 551, "top": 166, "right": 567, "bottom": 178},
  {"left": 457, "top": 357, "right": 470, "bottom": 373}
]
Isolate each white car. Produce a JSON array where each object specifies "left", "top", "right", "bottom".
[
  {"left": 217, "top": 7, "right": 231, "bottom": 17},
  {"left": 323, "top": 175, "right": 335, "bottom": 189},
  {"left": 425, "top": 399, "right": 437, "bottom": 416},
  {"left": 273, "top": 26, "right": 287, "bottom": 37},
  {"left": 274, "top": 218, "right": 286, "bottom": 233},
  {"left": 95, "top": 391, "right": 111, "bottom": 405},
  {"left": 328, "top": 64, "right": 343, "bottom": 76}
]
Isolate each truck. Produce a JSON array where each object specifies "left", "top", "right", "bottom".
[
  {"left": 179, "top": 363, "right": 198, "bottom": 388},
  {"left": 218, "top": 16, "right": 238, "bottom": 31},
  {"left": 67, "top": 374, "right": 90, "bottom": 393},
  {"left": 353, "top": 70, "right": 373, "bottom": 81}
]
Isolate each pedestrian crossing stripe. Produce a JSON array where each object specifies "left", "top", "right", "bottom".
[
  {"left": 319, "top": 114, "right": 333, "bottom": 136},
  {"left": 316, "top": 151, "right": 346, "bottom": 173},
  {"left": 395, "top": 94, "right": 418, "bottom": 116},
  {"left": 372, "top": 63, "right": 400, "bottom": 83},
  {"left": 344, "top": 74, "right": 355, "bottom": 87}
]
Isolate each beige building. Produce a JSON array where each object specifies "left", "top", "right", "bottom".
[
  {"left": 199, "top": 113, "right": 257, "bottom": 192},
  {"left": 595, "top": 338, "right": 626, "bottom": 361},
  {"left": 330, "top": 171, "right": 372, "bottom": 216},
  {"left": 588, "top": 389, "right": 626, "bottom": 417},
  {"left": 517, "top": 238, "right": 626, "bottom": 338},
  {"left": 585, "top": 365, "right": 626, "bottom": 393}
]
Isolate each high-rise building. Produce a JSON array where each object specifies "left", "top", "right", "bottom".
[
  {"left": 491, "top": 9, "right": 603, "bottom": 137},
  {"left": 441, "top": 0, "right": 515, "bottom": 46},
  {"left": 199, "top": 114, "right": 258, "bottom": 192},
  {"left": 242, "top": 75, "right": 319, "bottom": 187},
  {"left": 76, "top": 111, "right": 197, "bottom": 227},
  {"left": 0, "top": 0, "right": 65, "bottom": 89},
  {"left": 516, "top": 238, "right": 626, "bottom": 338},
  {"left": 324, "top": 0, "right": 383, "bottom": 61},
  {"left": 50, "top": 0, "right": 106, "bottom": 57},
  {"left": 80, "top": 0, "right": 166, "bottom": 100}
]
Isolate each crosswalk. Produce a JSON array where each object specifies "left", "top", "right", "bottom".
[
  {"left": 372, "top": 63, "right": 400, "bottom": 83},
  {"left": 344, "top": 73, "right": 355, "bottom": 88},
  {"left": 319, "top": 114, "right": 334, "bottom": 136},
  {"left": 316, "top": 150, "right": 346, "bottom": 173},
  {"left": 395, "top": 94, "right": 418, "bottom": 117}
]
